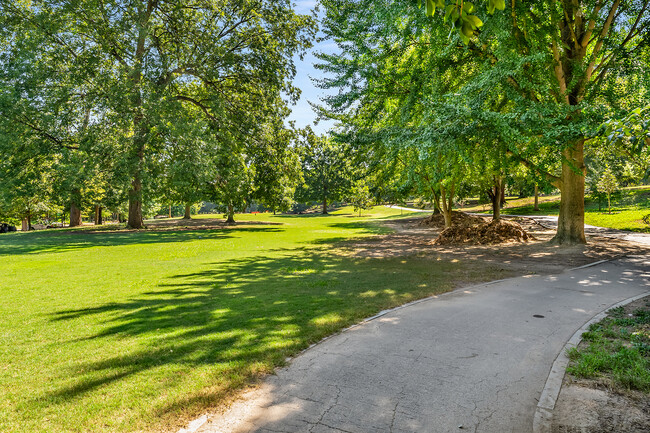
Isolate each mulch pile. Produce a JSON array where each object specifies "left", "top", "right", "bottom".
[
  {"left": 419, "top": 211, "right": 486, "bottom": 228},
  {"left": 434, "top": 218, "right": 534, "bottom": 245}
]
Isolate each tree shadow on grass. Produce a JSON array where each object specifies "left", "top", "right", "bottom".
[
  {"left": 44, "top": 249, "right": 470, "bottom": 424},
  {"left": 0, "top": 226, "right": 284, "bottom": 256}
]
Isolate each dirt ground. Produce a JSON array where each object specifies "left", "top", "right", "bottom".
[
  {"left": 551, "top": 296, "right": 650, "bottom": 433},
  {"left": 344, "top": 214, "right": 648, "bottom": 275}
]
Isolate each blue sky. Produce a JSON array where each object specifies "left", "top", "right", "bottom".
[{"left": 288, "top": 1, "right": 338, "bottom": 134}]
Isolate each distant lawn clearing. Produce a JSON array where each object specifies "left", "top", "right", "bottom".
[
  {"left": 466, "top": 186, "right": 650, "bottom": 233},
  {"left": 0, "top": 207, "right": 506, "bottom": 433}
]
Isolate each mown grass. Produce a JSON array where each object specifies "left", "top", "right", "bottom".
[
  {"left": 0, "top": 206, "right": 508, "bottom": 433},
  {"left": 466, "top": 186, "right": 650, "bottom": 232},
  {"left": 566, "top": 301, "right": 650, "bottom": 392}
]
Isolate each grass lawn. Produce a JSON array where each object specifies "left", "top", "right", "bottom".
[
  {"left": 465, "top": 186, "right": 650, "bottom": 232},
  {"left": 0, "top": 206, "right": 507, "bottom": 433},
  {"left": 567, "top": 300, "right": 650, "bottom": 392}
]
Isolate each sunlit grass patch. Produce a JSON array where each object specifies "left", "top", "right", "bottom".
[{"left": 0, "top": 206, "right": 504, "bottom": 433}]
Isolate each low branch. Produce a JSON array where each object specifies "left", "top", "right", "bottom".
[{"left": 506, "top": 149, "right": 561, "bottom": 189}]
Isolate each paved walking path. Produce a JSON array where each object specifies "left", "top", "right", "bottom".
[{"left": 195, "top": 254, "right": 650, "bottom": 433}]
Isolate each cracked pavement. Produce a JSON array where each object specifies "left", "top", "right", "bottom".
[{"left": 196, "top": 254, "right": 650, "bottom": 433}]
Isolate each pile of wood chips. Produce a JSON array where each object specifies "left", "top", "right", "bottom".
[{"left": 434, "top": 218, "right": 534, "bottom": 245}]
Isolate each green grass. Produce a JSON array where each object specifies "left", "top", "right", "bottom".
[
  {"left": 0, "top": 206, "right": 508, "bottom": 433},
  {"left": 566, "top": 302, "right": 650, "bottom": 392},
  {"left": 467, "top": 186, "right": 650, "bottom": 232}
]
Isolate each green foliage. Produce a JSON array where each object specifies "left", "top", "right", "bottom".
[
  {"left": 349, "top": 180, "right": 373, "bottom": 216},
  {"left": 0, "top": 0, "right": 316, "bottom": 226},
  {"left": 567, "top": 303, "right": 650, "bottom": 392},
  {"left": 597, "top": 168, "right": 619, "bottom": 214},
  {"left": 295, "top": 129, "right": 354, "bottom": 212},
  {"left": 423, "top": 0, "right": 502, "bottom": 44}
]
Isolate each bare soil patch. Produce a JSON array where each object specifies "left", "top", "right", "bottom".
[
  {"left": 344, "top": 213, "right": 647, "bottom": 275},
  {"left": 552, "top": 296, "right": 650, "bottom": 433}
]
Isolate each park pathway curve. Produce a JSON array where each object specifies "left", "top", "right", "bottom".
[{"left": 192, "top": 253, "right": 650, "bottom": 433}]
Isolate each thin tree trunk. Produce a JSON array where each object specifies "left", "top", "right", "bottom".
[
  {"left": 98, "top": 207, "right": 102, "bottom": 225},
  {"left": 439, "top": 182, "right": 455, "bottom": 228},
  {"left": 168, "top": 205, "right": 172, "bottom": 218},
  {"left": 183, "top": 203, "right": 192, "bottom": 219},
  {"left": 607, "top": 193, "right": 611, "bottom": 214},
  {"left": 226, "top": 203, "right": 235, "bottom": 224},
  {"left": 322, "top": 191, "right": 328, "bottom": 214},
  {"left": 70, "top": 203, "right": 82, "bottom": 227},
  {"left": 21, "top": 218, "right": 28, "bottom": 232},
  {"left": 534, "top": 184, "right": 539, "bottom": 211},
  {"left": 489, "top": 176, "right": 503, "bottom": 221},
  {"left": 94, "top": 205, "right": 100, "bottom": 225},
  {"left": 552, "top": 140, "right": 586, "bottom": 244}
]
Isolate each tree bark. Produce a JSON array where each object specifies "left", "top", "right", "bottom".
[
  {"left": 488, "top": 176, "right": 503, "bottom": 221},
  {"left": 534, "top": 184, "right": 539, "bottom": 211},
  {"left": 439, "top": 182, "right": 455, "bottom": 228},
  {"left": 552, "top": 140, "right": 587, "bottom": 244},
  {"left": 322, "top": 191, "right": 328, "bottom": 214},
  {"left": 70, "top": 202, "right": 82, "bottom": 227},
  {"left": 226, "top": 203, "right": 235, "bottom": 224},
  {"left": 183, "top": 203, "right": 192, "bottom": 219},
  {"left": 168, "top": 205, "right": 172, "bottom": 218},
  {"left": 127, "top": 169, "right": 144, "bottom": 229},
  {"left": 126, "top": 8, "right": 150, "bottom": 230},
  {"left": 94, "top": 205, "right": 103, "bottom": 225},
  {"left": 21, "top": 218, "right": 28, "bottom": 232}
]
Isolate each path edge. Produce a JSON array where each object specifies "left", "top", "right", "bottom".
[{"left": 532, "top": 290, "right": 650, "bottom": 433}]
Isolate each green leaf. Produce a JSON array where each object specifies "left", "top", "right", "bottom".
[
  {"left": 426, "top": 0, "right": 435, "bottom": 17},
  {"left": 494, "top": 0, "right": 506, "bottom": 10},
  {"left": 463, "top": 2, "right": 476, "bottom": 13},
  {"left": 466, "top": 15, "right": 483, "bottom": 29}
]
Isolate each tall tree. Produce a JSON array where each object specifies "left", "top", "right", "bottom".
[
  {"left": 296, "top": 130, "right": 353, "bottom": 214},
  {"left": 0, "top": 0, "right": 315, "bottom": 228},
  {"left": 318, "top": 0, "right": 650, "bottom": 244}
]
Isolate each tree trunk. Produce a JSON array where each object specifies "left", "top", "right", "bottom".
[
  {"left": 168, "top": 205, "right": 172, "bottom": 218},
  {"left": 127, "top": 171, "right": 144, "bottom": 229},
  {"left": 94, "top": 205, "right": 103, "bottom": 225},
  {"left": 439, "top": 182, "right": 455, "bottom": 228},
  {"left": 226, "top": 204, "right": 235, "bottom": 224},
  {"left": 183, "top": 203, "right": 192, "bottom": 219},
  {"left": 552, "top": 141, "right": 586, "bottom": 245},
  {"left": 70, "top": 203, "right": 82, "bottom": 227},
  {"left": 534, "top": 184, "right": 539, "bottom": 211},
  {"left": 488, "top": 176, "right": 503, "bottom": 221},
  {"left": 607, "top": 193, "right": 611, "bottom": 214},
  {"left": 126, "top": 13, "right": 149, "bottom": 230},
  {"left": 322, "top": 192, "right": 328, "bottom": 214},
  {"left": 21, "top": 218, "right": 28, "bottom": 232},
  {"left": 500, "top": 181, "right": 506, "bottom": 207}
]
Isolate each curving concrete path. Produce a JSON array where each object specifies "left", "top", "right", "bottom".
[{"left": 193, "top": 253, "right": 650, "bottom": 433}]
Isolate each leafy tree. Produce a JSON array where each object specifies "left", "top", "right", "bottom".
[
  {"left": 296, "top": 130, "right": 353, "bottom": 214},
  {"left": 597, "top": 168, "right": 619, "bottom": 215},
  {"left": 1, "top": 0, "right": 316, "bottom": 228},
  {"left": 250, "top": 123, "right": 302, "bottom": 214},
  {"left": 318, "top": 0, "right": 650, "bottom": 245},
  {"left": 350, "top": 179, "right": 373, "bottom": 217}
]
